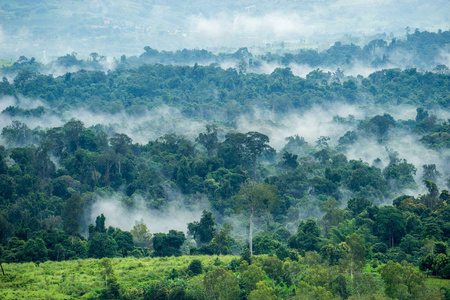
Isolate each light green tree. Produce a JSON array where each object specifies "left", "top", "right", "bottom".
[
  {"left": 248, "top": 281, "right": 277, "bottom": 300},
  {"left": 379, "top": 260, "right": 425, "bottom": 299},
  {"left": 242, "top": 264, "right": 266, "bottom": 293},
  {"left": 99, "top": 257, "right": 120, "bottom": 299},
  {"left": 346, "top": 233, "right": 366, "bottom": 280},
  {"left": 203, "top": 267, "right": 240, "bottom": 300},
  {"left": 235, "top": 181, "right": 278, "bottom": 255},
  {"left": 130, "top": 222, "right": 152, "bottom": 248}
]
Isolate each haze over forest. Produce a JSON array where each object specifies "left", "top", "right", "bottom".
[{"left": 0, "top": 1, "right": 450, "bottom": 299}]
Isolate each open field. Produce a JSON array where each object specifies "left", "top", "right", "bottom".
[{"left": 0, "top": 255, "right": 235, "bottom": 299}]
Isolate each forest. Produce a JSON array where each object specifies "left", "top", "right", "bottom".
[{"left": 0, "top": 27, "right": 450, "bottom": 299}]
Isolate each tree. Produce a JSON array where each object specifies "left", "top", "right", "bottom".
[
  {"left": 379, "top": 260, "right": 425, "bottom": 299},
  {"left": 62, "top": 193, "right": 82, "bottom": 244},
  {"left": 320, "top": 197, "right": 345, "bottom": 237},
  {"left": 289, "top": 219, "right": 322, "bottom": 252},
  {"left": 95, "top": 214, "right": 106, "bottom": 234},
  {"left": 130, "top": 222, "right": 152, "bottom": 248},
  {"left": 113, "top": 229, "right": 134, "bottom": 257},
  {"left": 219, "top": 131, "right": 275, "bottom": 179},
  {"left": 347, "top": 196, "right": 372, "bottom": 216},
  {"left": 248, "top": 281, "right": 277, "bottom": 300},
  {"left": 334, "top": 274, "right": 349, "bottom": 300},
  {"left": 22, "top": 238, "right": 48, "bottom": 262},
  {"left": 262, "top": 256, "right": 283, "bottom": 287},
  {"left": 196, "top": 124, "right": 219, "bottom": 156},
  {"left": 110, "top": 133, "right": 132, "bottom": 175},
  {"left": 374, "top": 206, "right": 406, "bottom": 248},
  {"left": 281, "top": 151, "right": 298, "bottom": 170},
  {"left": 421, "top": 180, "right": 440, "bottom": 209},
  {"left": 1, "top": 120, "right": 33, "bottom": 146},
  {"left": 203, "top": 267, "right": 240, "bottom": 300},
  {"left": 63, "top": 119, "right": 84, "bottom": 153},
  {"left": 345, "top": 233, "right": 366, "bottom": 280},
  {"left": 152, "top": 230, "right": 185, "bottom": 257},
  {"left": 433, "top": 64, "right": 449, "bottom": 74},
  {"left": 99, "top": 257, "right": 120, "bottom": 299},
  {"left": 0, "top": 245, "right": 5, "bottom": 275},
  {"left": 87, "top": 233, "right": 118, "bottom": 258},
  {"left": 211, "top": 224, "right": 233, "bottom": 255},
  {"left": 422, "top": 164, "right": 440, "bottom": 182},
  {"left": 242, "top": 264, "right": 266, "bottom": 292},
  {"left": 235, "top": 181, "right": 279, "bottom": 255},
  {"left": 187, "top": 210, "right": 216, "bottom": 247}
]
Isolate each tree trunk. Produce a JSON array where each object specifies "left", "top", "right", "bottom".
[
  {"left": 249, "top": 206, "right": 254, "bottom": 256},
  {"left": 0, "top": 263, "right": 5, "bottom": 276}
]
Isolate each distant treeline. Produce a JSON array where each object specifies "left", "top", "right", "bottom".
[
  {"left": 2, "top": 29, "right": 450, "bottom": 76},
  {"left": 0, "top": 55, "right": 449, "bottom": 124}
]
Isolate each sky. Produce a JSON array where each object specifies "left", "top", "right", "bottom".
[{"left": 0, "top": 0, "right": 449, "bottom": 59}]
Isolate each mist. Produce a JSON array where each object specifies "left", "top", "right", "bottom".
[
  {"left": 88, "top": 192, "right": 210, "bottom": 234},
  {"left": 1, "top": 0, "right": 449, "bottom": 60}
]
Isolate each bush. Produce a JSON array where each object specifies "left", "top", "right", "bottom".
[
  {"left": 187, "top": 259, "right": 202, "bottom": 276},
  {"left": 227, "top": 258, "right": 240, "bottom": 271}
]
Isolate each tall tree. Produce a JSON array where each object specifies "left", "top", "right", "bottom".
[
  {"left": 345, "top": 233, "right": 366, "bottom": 280},
  {"left": 211, "top": 224, "right": 233, "bottom": 255},
  {"left": 235, "top": 181, "right": 279, "bottom": 255},
  {"left": 374, "top": 206, "right": 406, "bottom": 248},
  {"left": 196, "top": 124, "right": 219, "bottom": 156},
  {"left": 62, "top": 193, "right": 83, "bottom": 244}
]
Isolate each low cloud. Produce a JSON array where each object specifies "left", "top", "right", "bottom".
[{"left": 89, "top": 192, "right": 210, "bottom": 234}]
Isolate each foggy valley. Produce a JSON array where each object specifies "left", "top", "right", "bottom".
[{"left": 0, "top": 1, "right": 450, "bottom": 299}]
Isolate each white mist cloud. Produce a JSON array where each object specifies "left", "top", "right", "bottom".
[
  {"left": 237, "top": 103, "right": 365, "bottom": 151},
  {"left": 89, "top": 192, "right": 210, "bottom": 233},
  {"left": 0, "top": 26, "right": 5, "bottom": 45}
]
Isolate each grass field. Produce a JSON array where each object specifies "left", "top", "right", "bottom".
[
  {"left": 1, "top": 256, "right": 450, "bottom": 299},
  {"left": 0, "top": 255, "right": 235, "bottom": 300}
]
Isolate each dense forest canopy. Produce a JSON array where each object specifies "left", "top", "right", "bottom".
[{"left": 0, "top": 26, "right": 450, "bottom": 299}]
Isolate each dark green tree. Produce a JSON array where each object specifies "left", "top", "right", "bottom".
[
  {"left": 196, "top": 124, "right": 219, "bottom": 156},
  {"left": 152, "top": 230, "right": 185, "bottom": 257},
  {"left": 187, "top": 210, "right": 216, "bottom": 247},
  {"left": 374, "top": 206, "right": 406, "bottom": 248},
  {"left": 87, "top": 233, "right": 118, "bottom": 258},
  {"left": 62, "top": 193, "right": 82, "bottom": 244}
]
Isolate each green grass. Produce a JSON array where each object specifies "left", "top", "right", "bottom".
[{"left": 0, "top": 255, "right": 236, "bottom": 300}]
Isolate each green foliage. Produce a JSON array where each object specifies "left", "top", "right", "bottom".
[
  {"left": 242, "top": 264, "right": 266, "bottom": 292},
  {"left": 188, "top": 210, "right": 216, "bottom": 247},
  {"left": 187, "top": 259, "right": 202, "bottom": 276},
  {"left": 289, "top": 219, "right": 322, "bottom": 252},
  {"left": 87, "top": 233, "right": 118, "bottom": 259},
  {"left": 247, "top": 281, "right": 277, "bottom": 300},
  {"left": 379, "top": 260, "right": 425, "bottom": 299},
  {"left": 152, "top": 230, "right": 185, "bottom": 257},
  {"left": 130, "top": 222, "right": 152, "bottom": 248},
  {"left": 203, "top": 267, "right": 240, "bottom": 300}
]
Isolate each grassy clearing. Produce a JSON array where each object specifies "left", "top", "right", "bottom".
[{"left": 0, "top": 255, "right": 235, "bottom": 300}]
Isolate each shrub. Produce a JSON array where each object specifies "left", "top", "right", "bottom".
[{"left": 187, "top": 259, "right": 203, "bottom": 276}]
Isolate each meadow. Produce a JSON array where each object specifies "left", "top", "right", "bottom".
[{"left": 0, "top": 255, "right": 235, "bottom": 299}]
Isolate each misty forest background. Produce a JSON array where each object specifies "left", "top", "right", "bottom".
[{"left": 0, "top": 5, "right": 450, "bottom": 299}]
